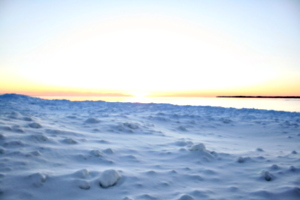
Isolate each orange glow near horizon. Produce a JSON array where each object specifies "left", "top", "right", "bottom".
[
  {"left": 1, "top": 69, "right": 300, "bottom": 98},
  {"left": 1, "top": 83, "right": 300, "bottom": 98},
  {"left": 1, "top": 63, "right": 299, "bottom": 98},
  {"left": 0, "top": 81, "right": 133, "bottom": 97}
]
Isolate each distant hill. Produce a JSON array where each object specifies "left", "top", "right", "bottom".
[
  {"left": 217, "top": 96, "right": 300, "bottom": 98},
  {"left": 0, "top": 93, "right": 103, "bottom": 103},
  {"left": 0, "top": 93, "right": 39, "bottom": 101}
]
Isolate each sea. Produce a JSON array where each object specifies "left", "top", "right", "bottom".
[{"left": 36, "top": 96, "right": 300, "bottom": 113}]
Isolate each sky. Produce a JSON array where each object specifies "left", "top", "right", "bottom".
[{"left": 1, "top": 0, "right": 300, "bottom": 97}]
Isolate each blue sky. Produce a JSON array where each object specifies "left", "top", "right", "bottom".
[{"left": 1, "top": 0, "right": 300, "bottom": 96}]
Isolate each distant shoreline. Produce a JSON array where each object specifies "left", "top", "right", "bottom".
[{"left": 217, "top": 96, "right": 300, "bottom": 99}]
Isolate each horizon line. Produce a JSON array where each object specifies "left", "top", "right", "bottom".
[{"left": 1, "top": 93, "right": 300, "bottom": 99}]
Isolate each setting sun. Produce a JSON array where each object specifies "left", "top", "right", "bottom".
[{"left": 126, "top": 91, "right": 151, "bottom": 103}]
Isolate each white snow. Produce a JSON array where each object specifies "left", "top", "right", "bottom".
[
  {"left": 99, "top": 169, "right": 121, "bottom": 188},
  {"left": 0, "top": 94, "right": 299, "bottom": 200}
]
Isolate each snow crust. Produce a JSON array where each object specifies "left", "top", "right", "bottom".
[{"left": 0, "top": 94, "right": 299, "bottom": 200}]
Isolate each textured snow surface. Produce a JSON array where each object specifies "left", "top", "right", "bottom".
[{"left": 0, "top": 94, "right": 300, "bottom": 200}]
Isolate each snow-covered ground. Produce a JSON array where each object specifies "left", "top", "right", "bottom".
[{"left": 0, "top": 94, "right": 299, "bottom": 200}]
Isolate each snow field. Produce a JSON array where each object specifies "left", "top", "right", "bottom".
[{"left": 0, "top": 94, "right": 299, "bottom": 200}]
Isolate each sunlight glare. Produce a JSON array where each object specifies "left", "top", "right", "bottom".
[
  {"left": 127, "top": 91, "right": 151, "bottom": 103},
  {"left": 15, "top": 16, "right": 281, "bottom": 95}
]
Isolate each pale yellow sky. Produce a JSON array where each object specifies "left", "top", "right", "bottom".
[{"left": 1, "top": 1, "right": 299, "bottom": 97}]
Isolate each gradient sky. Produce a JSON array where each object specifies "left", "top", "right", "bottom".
[{"left": 1, "top": 0, "right": 300, "bottom": 97}]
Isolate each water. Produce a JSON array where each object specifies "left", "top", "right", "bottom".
[{"left": 37, "top": 96, "right": 300, "bottom": 112}]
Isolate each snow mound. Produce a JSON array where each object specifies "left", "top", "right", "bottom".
[
  {"left": 122, "top": 197, "right": 134, "bottom": 200},
  {"left": 178, "top": 194, "right": 195, "bottom": 200},
  {"left": 270, "top": 164, "right": 280, "bottom": 170},
  {"left": 85, "top": 118, "right": 100, "bottom": 124},
  {"left": 260, "top": 170, "right": 274, "bottom": 181},
  {"left": 0, "top": 133, "right": 5, "bottom": 140},
  {"left": 78, "top": 180, "right": 90, "bottom": 190},
  {"left": 27, "top": 150, "right": 41, "bottom": 157},
  {"left": 99, "top": 169, "right": 121, "bottom": 188},
  {"left": 114, "top": 122, "right": 141, "bottom": 133},
  {"left": 63, "top": 138, "right": 78, "bottom": 144},
  {"left": 74, "top": 169, "right": 89, "bottom": 178},
  {"left": 90, "top": 150, "right": 103, "bottom": 157},
  {"left": 178, "top": 126, "right": 188, "bottom": 131},
  {"left": 28, "top": 122, "right": 42, "bottom": 128},
  {"left": 189, "top": 143, "right": 215, "bottom": 159},
  {"left": 137, "top": 194, "right": 158, "bottom": 200},
  {"left": 174, "top": 140, "right": 193, "bottom": 147},
  {"left": 221, "top": 118, "right": 232, "bottom": 124},
  {"left": 12, "top": 125, "right": 24, "bottom": 133},
  {"left": 237, "top": 156, "right": 251, "bottom": 163},
  {"left": 190, "top": 143, "right": 206, "bottom": 151},
  {"left": 0, "top": 147, "right": 5, "bottom": 154},
  {"left": 289, "top": 166, "right": 297, "bottom": 172},
  {"left": 8, "top": 111, "right": 21, "bottom": 119},
  {"left": 23, "top": 116, "right": 33, "bottom": 121},
  {"left": 103, "top": 148, "right": 114, "bottom": 154},
  {"left": 28, "top": 173, "right": 47, "bottom": 187},
  {"left": 123, "top": 122, "right": 139, "bottom": 129},
  {"left": 30, "top": 134, "right": 49, "bottom": 142}
]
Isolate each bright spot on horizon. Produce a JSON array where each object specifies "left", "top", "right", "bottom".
[
  {"left": 126, "top": 91, "right": 151, "bottom": 103},
  {"left": 0, "top": 1, "right": 299, "bottom": 97},
  {"left": 129, "top": 91, "right": 150, "bottom": 98}
]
